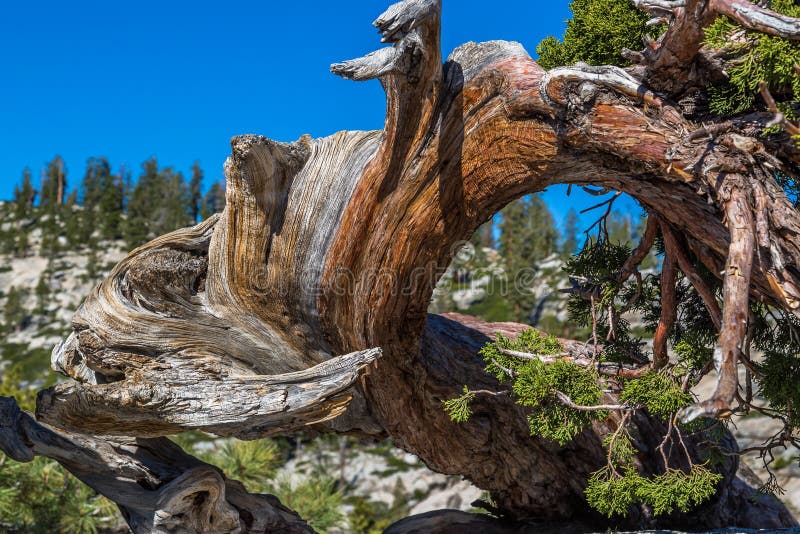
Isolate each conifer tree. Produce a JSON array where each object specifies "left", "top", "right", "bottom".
[
  {"left": 79, "top": 157, "right": 124, "bottom": 242},
  {"left": 39, "top": 157, "right": 68, "bottom": 258},
  {"left": 189, "top": 161, "right": 204, "bottom": 223},
  {"left": 561, "top": 208, "right": 580, "bottom": 257},
  {"left": 607, "top": 211, "right": 635, "bottom": 244},
  {"left": 62, "top": 190, "right": 82, "bottom": 248},
  {"left": 124, "top": 158, "right": 160, "bottom": 247},
  {"left": 77, "top": 158, "right": 104, "bottom": 243},
  {"left": 9, "top": 169, "right": 36, "bottom": 257},
  {"left": 498, "top": 195, "right": 559, "bottom": 323},
  {"left": 13, "top": 168, "right": 36, "bottom": 221},
  {"left": 39, "top": 156, "right": 67, "bottom": 210},
  {"left": 34, "top": 273, "right": 50, "bottom": 316},
  {"left": 159, "top": 167, "right": 192, "bottom": 233},
  {"left": 124, "top": 159, "right": 193, "bottom": 247},
  {"left": 4, "top": 286, "right": 27, "bottom": 333},
  {"left": 201, "top": 180, "right": 226, "bottom": 219},
  {"left": 99, "top": 164, "right": 125, "bottom": 241}
]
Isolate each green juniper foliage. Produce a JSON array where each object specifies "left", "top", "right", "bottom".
[
  {"left": 564, "top": 236, "right": 648, "bottom": 363},
  {"left": 586, "top": 465, "right": 723, "bottom": 518},
  {"left": 704, "top": 0, "right": 800, "bottom": 116},
  {"left": 619, "top": 372, "right": 692, "bottom": 421},
  {"left": 442, "top": 386, "right": 476, "bottom": 423},
  {"left": 451, "top": 329, "right": 607, "bottom": 446},
  {"left": 443, "top": 326, "right": 725, "bottom": 517},
  {"left": 536, "top": 0, "right": 653, "bottom": 69},
  {"left": 514, "top": 358, "right": 606, "bottom": 445}
]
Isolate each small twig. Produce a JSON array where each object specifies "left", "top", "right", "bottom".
[
  {"left": 497, "top": 348, "right": 568, "bottom": 362},
  {"left": 491, "top": 358, "right": 517, "bottom": 378},
  {"left": 606, "top": 411, "right": 633, "bottom": 476},
  {"left": 760, "top": 81, "right": 800, "bottom": 136},
  {"left": 658, "top": 416, "right": 676, "bottom": 470},
  {"left": 468, "top": 389, "right": 510, "bottom": 397},
  {"left": 607, "top": 303, "right": 617, "bottom": 341},
  {"left": 675, "top": 425, "right": 695, "bottom": 469},
  {"left": 553, "top": 390, "right": 634, "bottom": 412},
  {"left": 582, "top": 191, "right": 622, "bottom": 239}
]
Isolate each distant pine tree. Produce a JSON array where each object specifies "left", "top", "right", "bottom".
[
  {"left": 8, "top": 169, "right": 36, "bottom": 257},
  {"left": 124, "top": 159, "right": 160, "bottom": 247},
  {"left": 189, "top": 162, "right": 204, "bottom": 223},
  {"left": 159, "top": 167, "right": 192, "bottom": 233},
  {"left": 4, "top": 286, "right": 27, "bottom": 333},
  {"left": 13, "top": 168, "right": 36, "bottom": 221},
  {"left": 124, "top": 158, "right": 193, "bottom": 247},
  {"left": 39, "top": 156, "right": 67, "bottom": 209},
  {"left": 62, "top": 190, "right": 82, "bottom": 248},
  {"left": 39, "top": 157, "right": 68, "bottom": 257},
  {"left": 607, "top": 210, "right": 635, "bottom": 244},
  {"left": 98, "top": 166, "right": 125, "bottom": 240},
  {"left": 201, "top": 181, "right": 226, "bottom": 219},
  {"left": 86, "top": 246, "right": 99, "bottom": 281},
  {"left": 561, "top": 208, "right": 581, "bottom": 256},
  {"left": 34, "top": 274, "right": 50, "bottom": 315},
  {"left": 498, "top": 195, "right": 559, "bottom": 323},
  {"left": 79, "top": 157, "right": 125, "bottom": 242}
]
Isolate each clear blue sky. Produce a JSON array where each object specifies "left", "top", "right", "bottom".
[{"left": 0, "top": 0, "right": 639, "bottom": 225}]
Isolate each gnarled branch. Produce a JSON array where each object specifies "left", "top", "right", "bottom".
[{"left": 0, "top": 397, "right": 311, "bottom": 534}]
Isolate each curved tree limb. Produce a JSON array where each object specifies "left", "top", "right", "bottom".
[{"left": 636, "top": 0, "right": 800, "bottom": 94}]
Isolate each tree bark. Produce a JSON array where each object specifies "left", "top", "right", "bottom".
[{"left": 3, "top": 0, "right": 800, "bottom": 530}]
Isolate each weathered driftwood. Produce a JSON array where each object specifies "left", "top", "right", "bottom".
[{"left": 2, "top": 0, "right": 800, "bottom": 530}]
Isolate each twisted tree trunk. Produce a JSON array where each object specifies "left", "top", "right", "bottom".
[{"left": 3, "top": 0, "right": 800, "bottom": 530}]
